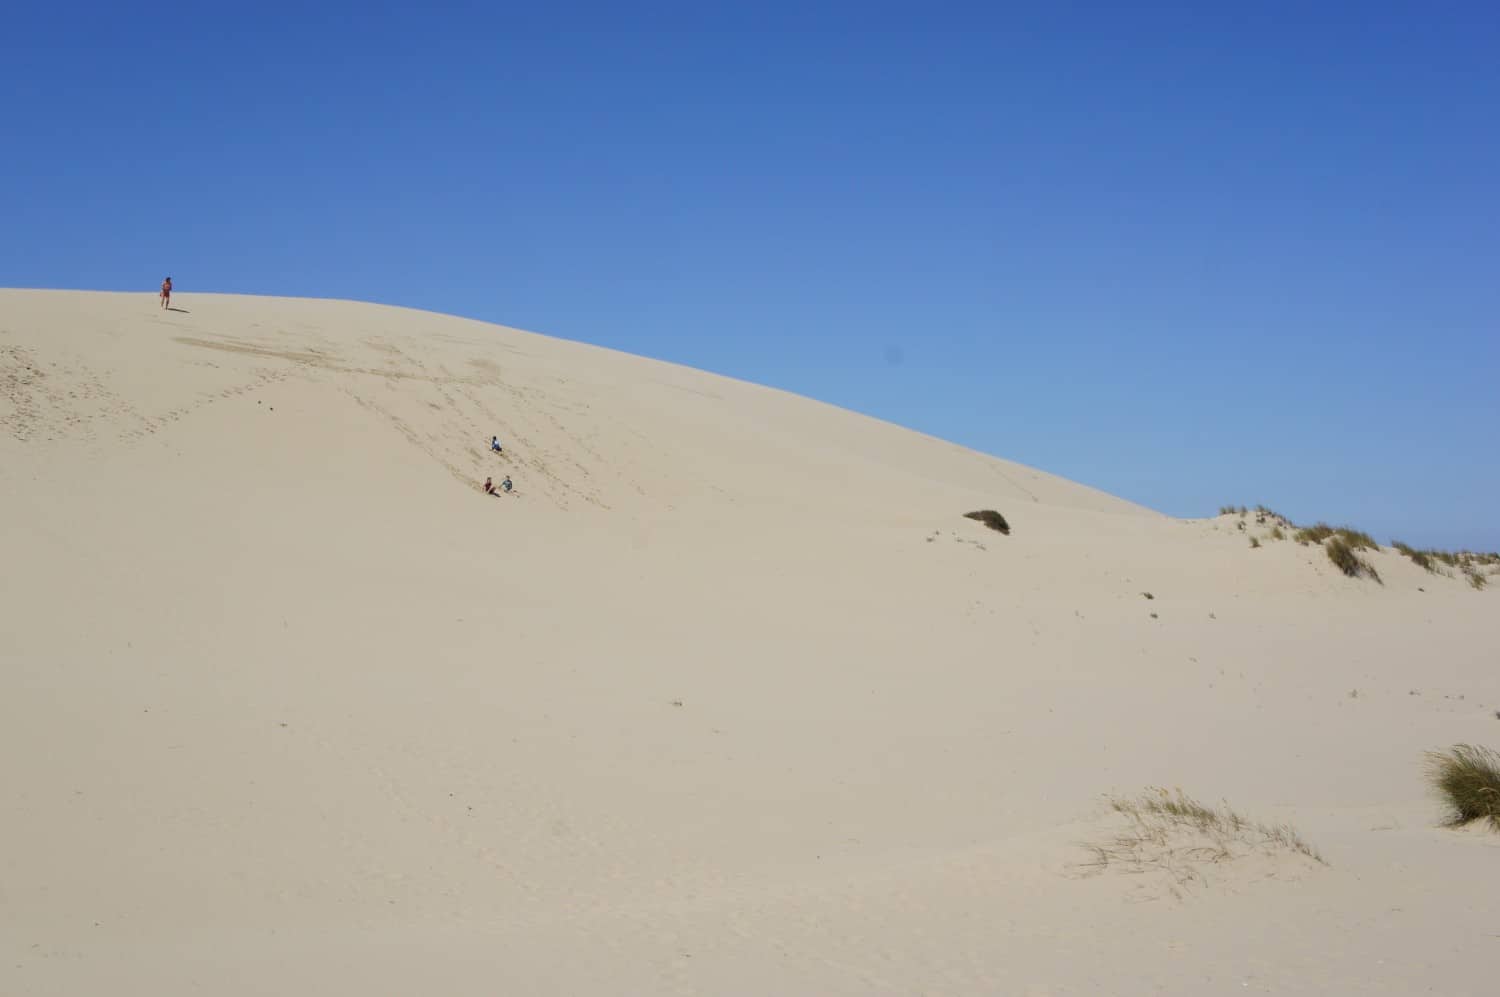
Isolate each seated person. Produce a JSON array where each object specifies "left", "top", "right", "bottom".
[
  {"left": 501, "top": 476, "right": 512, "bottom": 493},
  {"left": 490, "top": 436, "right": 503, "bottom": 452}
]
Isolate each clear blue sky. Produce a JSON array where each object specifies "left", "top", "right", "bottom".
[{"left": 4, "top": 2, "right": 1497, "bottom": 549}]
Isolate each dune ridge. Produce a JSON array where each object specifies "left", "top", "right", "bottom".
[{"left": 2, "top": 289, "right": 1496, "bottom": 995}]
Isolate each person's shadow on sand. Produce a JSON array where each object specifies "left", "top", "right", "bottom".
[{"left": 165, "top": 307, "right": 190, "bottom": 313}]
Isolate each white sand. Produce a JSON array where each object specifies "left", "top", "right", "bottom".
[{"left": 2, "top": 289, "right": 1497, "bottom": 995}]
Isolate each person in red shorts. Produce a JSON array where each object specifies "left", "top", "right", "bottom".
[{"left": 160, "top": 277, "right": 173, "bottom": 309}]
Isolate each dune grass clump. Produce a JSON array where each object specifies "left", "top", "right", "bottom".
[
  {"left": 1083, "top": 788, "right": 1325, "bottom": 893},
  {"left": 1326, "top": 537, "right": 1380, "bottom": 582},
  {"left": 1251, "top": 505, "right": 1292, "bottom": 529},
  {"left": 1392, "top": 543, "right": 1494, "bottom": 587},
  {"left": 1221, "top": 505, "right": 1498, "bottom": 586},
  {"left": 1425, "top": 745, "right": 1500, "bottom": 831},
  {"left": 1294, "top": 523, "right": 1335, "bottom": 545},
  {"left": 963, "top": 510, "right": 1010, "bottom": 535},
  {"left": 1295, "top": 523, "right": 1378, "bottom": 551},
  {"left": 1424, "top": 550, "right": 1494, "bottom": 572},
  {"left": 1335, "top": 527, "right": 1379, "bottom": 551},
  {"left": 1292, "top": 523, "right": 1382, "bottom": 581},
  {"left": 1217, "top": 506, "right": 1500, "bottom": 588},
  {"left": 1393, "top": 541, "right": 1435, "bottom": 573},
  {"left": 1218, "top": 503, "right": 1290, "bottom": 531}
]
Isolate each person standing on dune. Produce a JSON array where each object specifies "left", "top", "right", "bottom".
[{"left": 160, "top": 277, "right": 172, "bottom": 309}]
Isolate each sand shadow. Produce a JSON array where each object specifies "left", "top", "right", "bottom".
[{"left": 166, "top": 307, "right": 191, "bottom": 313}]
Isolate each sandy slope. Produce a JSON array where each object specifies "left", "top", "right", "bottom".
[{"left": 2, "top": 289, "right": 1496, "bottom": 996}]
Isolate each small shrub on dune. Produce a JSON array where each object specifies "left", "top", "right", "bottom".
[
  {"left": 1269, "top": 525, "right": 1285, "bottom": 541},
  {"left": 1249, "top": 536, "right": 1260, "bottom": 548},
  {"left": 1426, "top": 745, "right": 1500, "bottom": 830},
  {"left": 1465, "top": 568, "right": 1487, "bottom": 590},
  {"left": 1326, "top": 537, "right": 1380, "bottom": 582},
  {"left": 963, "top": 510, "right": 1010, "bottom": 535}
]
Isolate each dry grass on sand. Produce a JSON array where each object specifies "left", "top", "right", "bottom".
[{"left": 1081, "top": 788, "right": 1326, "bottom": 897}]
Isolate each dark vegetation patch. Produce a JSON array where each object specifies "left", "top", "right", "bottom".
[{"left": 964, "top": 510, "right": 1010, "bottom": 535}]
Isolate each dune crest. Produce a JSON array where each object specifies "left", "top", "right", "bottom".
[{"left": 2, "top": 289, "right": 1496, "bottom": 995}]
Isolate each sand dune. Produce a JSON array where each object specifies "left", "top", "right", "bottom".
[{"left": 2, "top": 289, "right": 1496, "bottom": 995}]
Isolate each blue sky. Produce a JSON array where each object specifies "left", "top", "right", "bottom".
[{"left": 4, "top": 2, "right": 1497, "bottom": 548}]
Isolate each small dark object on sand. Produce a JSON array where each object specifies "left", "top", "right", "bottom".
[{"left": 963, "top": 510, "right": 1010, "bottom": 535}]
